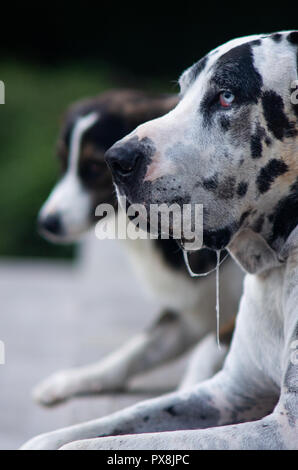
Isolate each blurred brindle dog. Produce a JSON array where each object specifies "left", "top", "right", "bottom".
[
  {"left": 22, "top": 31, "right": 298, "bottom": 450},
  {"left": 34, "top": 89, "right": 241, "bottom": 406}
]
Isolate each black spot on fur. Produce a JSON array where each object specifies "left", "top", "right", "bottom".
[
  {"left": 269, "top": 178, "right": 298, "bottom": 247},
  {"left": 237, "top": 181, "right": 248, "bottom": 197},
  {"left": 219, "top": 115, "right": 230, "bottom": 131},
  {"left": 251, "top": 126, "right": 265, "bottom": 158},
  {"left": 287, "top": 32, "right": 298, "bottom": 45},
  {"left": 251, "top": 39, "right": 262, "bottom": 46},
  {"left": 253, "top": 214, "right": 265, "bottom": 233},
  {"left": 218, "top": 176, "right": 236, "bottom": 199},
  {"left": 262, "top": 90, "right": 297, "bottom": 140},
  {"left": 271, "top": 33, "right": 282, "bottom": 43},
  {"left": 203, "top": 176, "right": 218, "bottom": 191},
  {"left": 204, "top": 225, "right": 236, "bottom": 250},
  {"left": 240, "top": 210, "right": 251, "bottom": 226},
  {"left": 201, "top": 43, "right": 263, "bottom": 124},
  {"left": 291, "top": 82, "right": 298, "bottom": 118},
  {"left": 256, "top": 159, "right": 288, "bottom": 194},
  {"left": 164, "top": 406, "right": 179, "bottom": 417}
]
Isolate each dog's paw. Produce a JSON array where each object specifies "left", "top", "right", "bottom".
[
  {"left": 20, "top": 431, "right": 67, "bottom": 450},
  {"left": 33, "top": 370, "right": 78, "bottom": 406}
]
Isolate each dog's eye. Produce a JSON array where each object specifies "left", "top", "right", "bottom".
[{"left": 219, "top": 91, "right": 235, "bottom": 108}]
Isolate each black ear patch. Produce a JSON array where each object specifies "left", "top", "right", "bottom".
[
  {"left": 256, "top": 158, "right": 288, "bottom": 194},
  {"left": 262, "top": 90, "right": 297, "bottom": 140},
  {"left": 211, "top": 43, "right": 263, "bottom": 105}
]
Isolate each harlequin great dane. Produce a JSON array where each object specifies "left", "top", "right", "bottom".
[
  {"left": 35, "top": 90, "right": 240, "bottom": 406},
  {"left": 22, "top": 31, "right": 298, "bottom": 450}
]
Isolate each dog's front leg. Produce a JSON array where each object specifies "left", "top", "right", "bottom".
[
  {"left": 21, "top": 362, "right": 276, "bottom": 450},
  {"left": 179, "top": 320, "right": 234, "bottom": 389},
  {"left": 34, "top": 310, "right": 198, "bottom": 406},
  {"left": 59, "top": 412, "right": 295, "bottom": 450},
  {"left": 61, "top": 324, "right": 298, "bottom": 451}
]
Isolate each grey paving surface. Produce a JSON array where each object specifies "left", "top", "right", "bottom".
[{"left": 0, "top": 235, "right": 186, "bottom": 450}]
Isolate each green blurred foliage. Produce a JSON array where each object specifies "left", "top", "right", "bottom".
[
  {"left": 0, "top": 61, "right": 171, "bottom": 259},
  {"left": 0, "top": 61, "right": 114, "bottom": 258}
]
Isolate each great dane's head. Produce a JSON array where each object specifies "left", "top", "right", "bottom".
[{"left": 106, "top": 32, "right": 298, "bottom": 271}]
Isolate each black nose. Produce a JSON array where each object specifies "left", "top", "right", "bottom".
[
  {"left": 105, "top": 141, "right": 143, "bottom": 181},
  {"left": 39, "top": 214, "right": 62, "bottom": 236}
]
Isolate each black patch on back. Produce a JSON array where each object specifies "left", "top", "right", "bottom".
[
  {"left": 237, "top": 181, "right": 248, "bottom": 197},
  {"left": 269, "top": 178, "right": 298, "bottom": 246},
  {"left": 287, "top": 32, "right": 298, "bottom": 45},
  {"left": 262, "top": 90, "right": 297, "bottom": 140},
  {"left": 256, "top": 158, "right": 288, "bottom": 194}
]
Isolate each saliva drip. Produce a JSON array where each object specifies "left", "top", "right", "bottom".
[{"left": 183, "top": 249, "right": 224, "bottom": 349}]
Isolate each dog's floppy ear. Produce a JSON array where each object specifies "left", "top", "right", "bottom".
[{"left": 228, "top": 229, "right": 282, "bottom": 274}]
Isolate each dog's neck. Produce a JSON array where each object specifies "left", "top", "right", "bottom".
[
  {"left": 229, "top": 132, "right": 298, "bottom": 274},
  {"left": 229, "top": 204, "right": 298, "bottom": 275}
]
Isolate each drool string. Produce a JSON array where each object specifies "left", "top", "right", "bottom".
[{"left": 183, "top": 249, "right": 226, "bottom": 349}]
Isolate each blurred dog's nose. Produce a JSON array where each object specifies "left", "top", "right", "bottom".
[
  {"left": 39, "top": 213, "right": 62, "bottom": 236},
  {"left": 105, "top": 141, "right": 143, "bottom": 180}
]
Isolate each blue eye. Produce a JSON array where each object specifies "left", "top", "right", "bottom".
[{"left": 219, "top": 91, "right": 235, "bottom": 108}]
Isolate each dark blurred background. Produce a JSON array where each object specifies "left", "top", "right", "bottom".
[{"left": 0, "top": 5, "right": 296, "bottom": 258}]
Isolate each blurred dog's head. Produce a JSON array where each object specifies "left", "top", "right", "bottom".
[{"left": 38, "top": 89, "right": 178, "bottom": 243}]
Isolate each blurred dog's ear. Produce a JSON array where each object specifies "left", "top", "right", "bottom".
[{"left": 228, "top": 229, "right": 282, "bottom": 274}]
